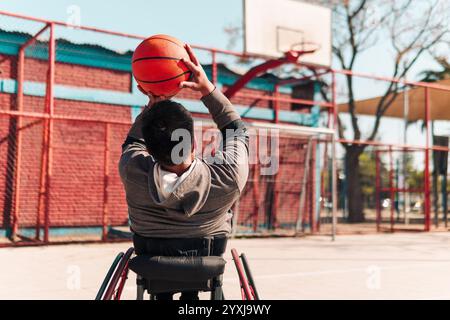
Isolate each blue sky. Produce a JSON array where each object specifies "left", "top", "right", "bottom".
[
  {"left": 0, "top": 0, "right": 441, "bottom": 79},
  {"left": 0, "top": 0, "right": 242, "bottom": 50},
  {"left": 0, "top": 0, "right": 448, "bottom": 166}
]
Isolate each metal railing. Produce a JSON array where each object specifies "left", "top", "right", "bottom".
[{"left": 0, "top": 10, "right": 448, "bottom": 246}]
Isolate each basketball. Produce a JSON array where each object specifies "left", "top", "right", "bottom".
[{"left": 132, "top": 34, "right": 191, "bottom": 97}]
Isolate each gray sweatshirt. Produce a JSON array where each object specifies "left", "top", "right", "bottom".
[{"left": 119, "top": 89, "right": 249, "bottom": 238}]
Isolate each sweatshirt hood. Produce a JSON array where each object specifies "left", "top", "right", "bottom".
[{"left": 147, "top": 160, "right": 211, "bottom": 216}]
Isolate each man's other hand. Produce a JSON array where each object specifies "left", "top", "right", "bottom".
[{"left": 137, "top": 85, "right": 168, "bottom": 108}]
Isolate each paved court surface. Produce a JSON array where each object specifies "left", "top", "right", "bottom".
[{"left": 1, "top": 232, "right": 450, "bottom": 300}]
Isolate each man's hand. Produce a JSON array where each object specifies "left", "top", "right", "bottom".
[
  {"left": 137, "top": 85, "right": 168, "bottom": 108},
  {"left": 179, "top": 44, "right": 215, "bottom": 97}
]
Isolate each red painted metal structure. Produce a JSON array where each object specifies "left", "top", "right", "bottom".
[
  {"left": 102, "top": 123, "right": 111, "bottom": 241},
  {"left": 12, "top": 22, "right": 53, "bottom": 241},
  {"left": 231, "top": 248, "right": 255, "bottom": 300},
  {"left": 224, "top": 50, "right": 314, "bottom": 99},
  {"left": 374, "top": 146, "right": 431, "bottom": 232},
  {"left": 0, "top": 10, "right": 449, "bottom": 246}
]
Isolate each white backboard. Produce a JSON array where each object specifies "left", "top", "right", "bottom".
[{"left": 243, "top": 0, "right": 332, "bottom": 67}]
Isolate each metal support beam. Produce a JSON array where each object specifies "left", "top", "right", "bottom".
[
  {"left": 224, "top": 51, "right": 307, "bottom": 99},
  {"left": 424, "top": 87, "right": 431, "bottom": 231},
  {"left": 11, "top": 23, "right": 50, "bottom": 241},
  {"left": 43, "top": 23, "right": 56, "bottom": 243}
]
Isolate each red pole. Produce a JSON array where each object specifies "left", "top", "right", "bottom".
[
  {"left": 389, "top": 146, "right": 394, "bottom": 232},
  {"left": 331, "top": 70, "right": 338, "bottom": 240},
  {"left": 270, "top": 85, "right": 279, "bottom": 229},
  {"left": 11, "top": 23, "right": 50, "bottom": 240},
  {"left": 252, "top": 135, "right": 260, "bottom": 232},
  {"left": 332, "top": 68, "right": 450, "bottom": 92},
  {"left": 318, "top": 140, "right": 329, "bottom": 232},
  {"left": 211, "top": 50, "right": 218, "bottom": 85},
  {"left": 37, "top": 82, "right": 50, "bottom": 241},
  {"left": 10, "top": 49, "right": 25, "bottom": 240},
  {"left": 232, "top": 92, "right": 333, "bottom": 108},
  {"left": 375, "top": 150, "right": 381, "bottom": 232},
  {"left": 331, "top": 70, "right": 338, "bottom": 131},
  {"left": 273, "top": 84, "right": 279, "bottom": 124},
  {"left": 43, "top": 23, "right": 56, "bottom": 243},
  {"left": 102, "top": 123, "right": 110, "bottom": 241},
  {"left": 310, "top": 140, "right": 316, "bottom": 233},
  {"left": 424, "top": 87, "right": 431, "bottom": 231},
  {"left": 271, "top": 131, "right": 279, "bottom": 230}
]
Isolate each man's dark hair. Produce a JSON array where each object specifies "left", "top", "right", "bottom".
[{"left": 141, "top": 100, "right": 194, "bottom": 166}]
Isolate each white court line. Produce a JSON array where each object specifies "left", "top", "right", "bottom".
[{"left": 424, "top": 294, "right": 450, "bottom": 300}]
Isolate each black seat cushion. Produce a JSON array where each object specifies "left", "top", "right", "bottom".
[{"left": 128, "top": 255, "right": 226, "bottom": 282}]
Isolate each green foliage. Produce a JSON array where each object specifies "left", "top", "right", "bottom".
[
  {"left": 359, "top": 152, "right": 377, "bottom": 196},
  {"left": 403, "top": 154, "right": 424, "bottom": 189},
  {"left": 358, "top": 151, "right": 424, "bottom": 199}
]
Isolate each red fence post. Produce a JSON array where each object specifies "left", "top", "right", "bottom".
[
  {"left": 389, "top": 146, "right": 394, "bottom": 232},
  {"left": 10, "top": 48, "right": 25, "bottom": 240},
  {"left": 273, "top": 84, "right": 279, "bottom": 124},
  {"left": 252, "top": 135, "right": 260, "bottom": 232},
  {"left": 102, "top": 123, "right": 110, "bottom": 240},
  {"left": 375, "top": 150, "right": 381, "bottom": 232},
  {"left": 331, "top": 70, "right": 338, "bottom": 240},
  {"left": 424, "top": 87, "right": 431, "bottom": 231},
  {"left": 271, "top": 85, "right": 280, "bottom": 229},
  {"left": 43, "top": 22, "right": 56, "bottom": 243},
  {"left": 211, "top": 50, "right": 218, "bottom": 85},
  {"left": 11, "top": 23, "right": 50, "bottom": 241},
  {"left": 310, "top": 139, "right": 317, "bottom": 233},
  {"left": 331, "top": 71, "right": 338, "bottom": 132}
]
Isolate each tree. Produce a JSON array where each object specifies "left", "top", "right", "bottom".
[
  {"left": 420, "top": 55, "right": 450, "bottom": 82},
  {"left": 309, "top": 0, "right": 449, "bottom": 221},
  {"left": 224, "top": 0, "right": 449, "bottom": 222},
  {"left": 359, "top": 151, "right": 378, "bottom": 207}
]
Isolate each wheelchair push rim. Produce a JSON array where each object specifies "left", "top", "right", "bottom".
[
  {"left": 231, "top": 248, "right": 259, "bottom": 300},
  {"left": 96, "top": 247, "right": 134, "bottom": 300}
]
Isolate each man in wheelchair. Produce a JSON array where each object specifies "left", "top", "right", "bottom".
[{"left": 119, "top": 44, "right": 249, "bottom": 300}]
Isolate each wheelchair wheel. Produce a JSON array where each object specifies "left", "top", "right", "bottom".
[
  {"left": 95, "top": 252, "right": 124, "bottom": 300},
  {"left": 96, "top": 247, "right": 134, "bottom": 300},
  {"left": 240, "top": 253, "right": 260, "bottom": 300},
  {"left": 231, "top": 248, "right": 259, "bottom": 300}
]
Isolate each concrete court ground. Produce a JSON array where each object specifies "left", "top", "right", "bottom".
[{"left": 1, "top": 232, "right": 450, "bottom": 300}]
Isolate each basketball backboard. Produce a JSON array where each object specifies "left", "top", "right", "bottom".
[{"left": 243, "top": 0, "right": 331, "bottom": 67}]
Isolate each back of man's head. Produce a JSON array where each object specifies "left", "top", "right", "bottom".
[{"left": 141, "top": 100, "right": 194, "bottom": 166}]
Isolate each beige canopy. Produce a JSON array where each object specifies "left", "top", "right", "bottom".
[{"left": 338, "top": 79, "right": 450, "bottom": 121}]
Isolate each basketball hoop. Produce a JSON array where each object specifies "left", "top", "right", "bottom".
[
  {"left": 286, "top": 41, "right": 321, "bottom": 62},
  {"left": 243, "top": 0, "right": 331, "bottom": 67}
]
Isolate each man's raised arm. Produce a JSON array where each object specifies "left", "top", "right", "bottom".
[
  {"left": 180, "top": 44, "right": 245, "bottom": 132},
  {"left": 180, "top": 44, "right": 249, "bottom": 192}
]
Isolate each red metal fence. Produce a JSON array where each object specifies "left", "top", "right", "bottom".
[{"left": 0, "top": 10, "right": 448, "bottom": 246}]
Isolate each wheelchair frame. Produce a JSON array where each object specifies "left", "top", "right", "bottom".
[{"left": 95, "top": 247, "right": 259, "bottom": 300}]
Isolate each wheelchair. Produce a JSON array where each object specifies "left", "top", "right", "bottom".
[{"left": 95, "top": 240, "right": 259, "bottom": 300}]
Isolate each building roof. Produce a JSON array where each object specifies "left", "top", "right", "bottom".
[
  {"left": 0, "top": 29, "right": 315, "bottom": 93},
  {"left": 338, "top": 79, "right": 450, "bottom": 121}
]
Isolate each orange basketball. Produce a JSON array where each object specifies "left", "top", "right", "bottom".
[{"left": 132, "top": 34, "right": 191, "bottom": 97}]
